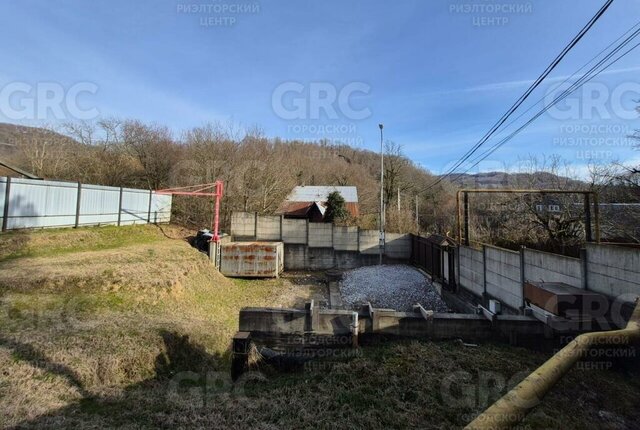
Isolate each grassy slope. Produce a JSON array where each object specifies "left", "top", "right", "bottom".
[{"left": 1, "top": 225, "right": 639, "bottom": 429}]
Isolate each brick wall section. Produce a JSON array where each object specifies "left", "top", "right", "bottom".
[
  {"left": 485, "top": 246, "right": 522, "bottom": 310},
  {"left": 459, "top": 246, "right": 484, "bottom": 297},
  {"left": 523, "top": 248, "right": 581, "bottom": 288},
  {"left": 586, "top": 243, "right": 640, "bottom": 301}
]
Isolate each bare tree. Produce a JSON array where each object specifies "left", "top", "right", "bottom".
[{"left": 122, "top": 120, "right": 180, "bottom": 189}]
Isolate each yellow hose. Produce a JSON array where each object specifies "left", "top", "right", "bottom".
[{"left": 465, "top": 300, "right": 640, "bottom": 430}]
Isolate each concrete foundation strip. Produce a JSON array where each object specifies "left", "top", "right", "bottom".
[{"left": 413, "top": 304, "right": 434, "bottom": 320}]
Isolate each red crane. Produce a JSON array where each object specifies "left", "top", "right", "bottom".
[{"left": 155, "top": 181, "right": 224, "bottom": 242}]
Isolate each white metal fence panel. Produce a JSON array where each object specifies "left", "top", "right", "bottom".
[
  {"left": 7, "top": 178, "right": 77, "bottom": 229},
  {"left": 120, "top": 188, "right": 152, "bottom": 225},
  {"left": 1, "top": 177, "right": 172, "bottom": 230},
  {"left": 150, "top": 193, "right": 172, "bottom": 223},
  {"left": 78, "top": 184, "right": 120, "bottom": 226}
]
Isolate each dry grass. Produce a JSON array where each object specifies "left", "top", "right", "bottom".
[
  {"left": 0, "top": 225, "right": 322, "bottom": 428},
  {"left": 1, "top": 225, "right": 638, "bottom": 429},
  {"left": 0, "top": 224, "right": 191, "bottom": 262}
]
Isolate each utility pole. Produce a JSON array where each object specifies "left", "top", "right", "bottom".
[
  {"left": 415, "top": 195, "right": 419, "bottom": 231},
  {"left": 378, "top": 123, "right": 385, "bottom": 265},
  {"left": 397, "top": 187, "right": 400, "bottom": 211}
]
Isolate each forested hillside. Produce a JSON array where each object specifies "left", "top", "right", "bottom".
[
  {"left": 0, "top": 121, "right": 456, "bottom": 234},
  {"left": 1, "top": 120, "right": 638, "bottom": 246}
]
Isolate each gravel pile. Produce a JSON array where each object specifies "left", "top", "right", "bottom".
[{"left": 340, "top": 264, "right": 449, "bottom": 312}]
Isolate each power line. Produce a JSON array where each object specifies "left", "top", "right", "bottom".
[
  {"left": 426, "top": 0, "right": 614, "bottom": 190},
  {"left": 457, "top": 26, "right": 640, "bottom": 175},
  {"left": 461, "top": 20, "right": 640, "bottom": 165},
  {"left": 447, "top": 36, "right": 640, "bottom": 183}
]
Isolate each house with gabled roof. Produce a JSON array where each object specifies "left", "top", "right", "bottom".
[{"left": 276, "top": 185, "right": 359, "bottom": 222}]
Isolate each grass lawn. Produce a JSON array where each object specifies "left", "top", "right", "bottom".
[{"left": 0, "top": 225, "right": 638, "bottom": 429}]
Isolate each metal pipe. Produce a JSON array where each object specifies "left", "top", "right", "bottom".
[
  {"left": 463, "top": 191, "right": 469, "bottom": 246},
  {"left": 584, "top": 193, "right": 592, "bottom": 242},
  {"left": 212, "top": 181, "right": 223, "bottom": 242},
  {"left": 453, "top": 189, "right": 598, "bottom": 245},
  {"left": 593, "top": 192, "right": 601, "bottom": 243},
  {"left": 465, "top": 299, "right": 640, "bottom": 430},
  {"left": 457, "top": 189, "right": 596, "bottom": 194}
]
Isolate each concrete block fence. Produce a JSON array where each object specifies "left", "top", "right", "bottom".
[
  {"left": 230, "top": 211, "right": 411, "bottom": 270},
  {"left": 455, "top": 242, "right": 640, "bottom": 313}
]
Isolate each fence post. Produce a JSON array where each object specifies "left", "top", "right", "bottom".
[
  {"left": 117, "top": 187, "right": 123, "bottom": 226},
  {"left": 440, "top": 245, "right": 445, "bottom": 283},
  {"left": 279, "top": 215, "right": 284, "bottom": 241},
  {"left": 147, "top": 190, "right": 153, "bottom": 224},
  {"left": 74, "top": 182, "right": 82, "bottom": 228},
  {"left": 584, "top": 193, "right": 593, "bottom": 242},
  {"left": 331, "top": 223, "right": 335, "bottom": 250},
  {"left": 2, "top": 177, "right": 11, "bottom": 232},
  {"left": 456, "top": 245, "right": 461, "bottom": 289},
  {"left": 430, "top": 242, "right": 435, "bottom": 278},
  {"left": 580, "top": 247, "right": 588, "bottom": 290},
  {"left": 519, "top": 246, "right": 526, "bottom": 313},
  {"left": 463, "top": 192, "right": 470, "bottom": 246},
  {"left": 253, "top": 212, "right": 258, "bottom": 240},
  {"left": 482, "top": 244, "right": 487, "bottom": 300}
]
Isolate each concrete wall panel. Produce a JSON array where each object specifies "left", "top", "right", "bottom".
[
  {"left": 385, "top": 233, "right": 411, "bottom": 259},
  {"left": 459, "top": 246, "right": 484, "bottom": 296},
  {"left": 485, "top": 246, "right": 522, "bottom": 310},
  {"left": 256, "top": 215, "right": 281, "bottom": 241},
  {"left": 231, "top": 212, "right": 256, "bottom": 238},
  {"left": 586, "top": 243, "right": 640, "bottom": 300},
  {"left": 523, "top": 249, "right": 581, "bottom": 288},
  {"left": 308, "top": 223, "right": 333, "bottom": 248},
  {"left": 359, "top": 229, "right": 379, "bottom": 254},
  {"left": 333, "top": 226, "right": 358, "bottom": 251},
  {"left": 282, "top": 218, "right": 307, "bottom": 244}
]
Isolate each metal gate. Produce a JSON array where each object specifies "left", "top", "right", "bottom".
[{"left": 410, "top": 234, "right": 456, "bottom": 290}]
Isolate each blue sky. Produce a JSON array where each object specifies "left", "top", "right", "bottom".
[{"left": 1, "top": 0, "right": 639, "bottom": 177}]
